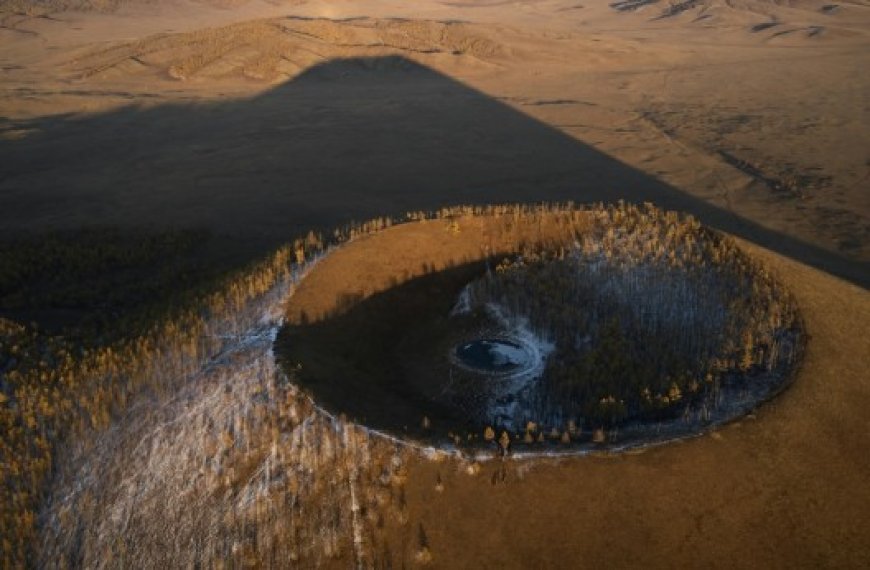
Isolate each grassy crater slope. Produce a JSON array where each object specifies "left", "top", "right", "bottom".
[{"left": 394, "top": 235, "right": 870, "bottom": 569}]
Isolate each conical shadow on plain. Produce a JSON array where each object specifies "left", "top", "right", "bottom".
[{"left": 0, "top": 55, "right": 866, "bottom": 289}]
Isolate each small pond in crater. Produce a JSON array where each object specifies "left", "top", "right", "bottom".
[{"left": 455, "top": 338, "right": 529, "bottom": 374}]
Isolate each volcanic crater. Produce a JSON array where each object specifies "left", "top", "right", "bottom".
[{"left": 275, "top": 203, "right": 804, "bottom": 453}]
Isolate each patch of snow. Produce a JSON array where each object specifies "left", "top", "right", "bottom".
[
  {"left": 481, "top": 302, "right": 555, "bottom": 431},
  {"left": 483, "top": 340, "right": 526, "bottom": 367},
  {"left": 450, "top": 283, "right": 473, "bottom": 315}
]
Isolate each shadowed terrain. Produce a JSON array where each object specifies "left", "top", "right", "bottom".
[{"left": 1, "top": 55, "right": 867, "bottom": 292}]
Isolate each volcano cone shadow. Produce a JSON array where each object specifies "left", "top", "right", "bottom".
[{"left": 0, "top": 55, "right": 866, "bottom": 287}]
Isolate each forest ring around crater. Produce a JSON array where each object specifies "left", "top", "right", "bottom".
[{"left": 274, "top": 203, "right": 805, "bottom": 455}]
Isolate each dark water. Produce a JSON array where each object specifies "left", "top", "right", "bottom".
[{"left": 455, "top": 338, "right": 526, "bottom": 372}]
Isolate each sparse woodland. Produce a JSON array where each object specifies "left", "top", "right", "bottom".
[
  {"left": 0, "top": 239, "right": 297, "bottom": 564},
  {"left": 0, "top": 213, "right": 406, "bottom": 566},
  {"left": 464, "top": 203, "right": 803, "bottom": 430},
  {"left": 0, "top": 203, "right": 803, "bottom": 567}
]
